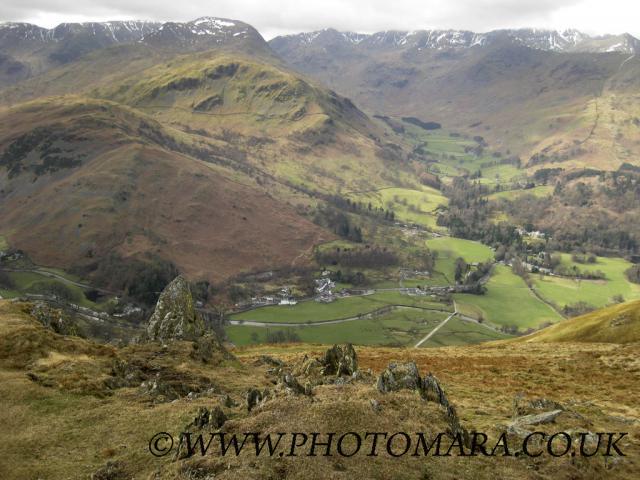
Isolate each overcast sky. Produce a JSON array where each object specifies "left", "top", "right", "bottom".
[{"left": 1, "top": 0, "right": 639, "bottom": 39}]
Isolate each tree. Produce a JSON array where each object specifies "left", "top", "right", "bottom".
[{"left": 454, "top": 257, "right": 468, "bottom": 284}]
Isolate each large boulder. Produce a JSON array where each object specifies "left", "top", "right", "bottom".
[{"left": 146, "top": 276, "right": 206, "bottom": 341}]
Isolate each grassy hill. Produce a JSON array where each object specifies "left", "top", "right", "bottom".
[{"left": 515, "top": 299, "right": 640, "bottom": 344}]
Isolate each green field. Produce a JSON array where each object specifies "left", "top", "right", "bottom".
[
  {"left": 227, "top": 307, "right": 448, "bottom": 346},
  {"left": 346, "top": 186, "right": 447, "bottom": 230},
  {"left": 0, "top": 271, "right": 99, "bottom": 309},
  {"left": 420, "top": 317, "right": 512, "bottom": 347},
  {"left": 487, "top": 185, "right": 553, "bottom": 201},
  {"left": 426, "top": 236, "right": 494, "bottom": 281},
  {"left": 401, "top": 128, "right": 524, "bottom": 186},
  {"left": 228, "top": 304, "right": 509, "bottom": 347},
  {"left": 454, "top": 265, "right": 562, "bottom": 331},
  {"left": 230, "top": 292, "right": 451, "bottom": 324},
  {"left": 0, "top": 235, "right": 8, "bottom": 251},
  {"left": 532, "top": 254, "right": 640, "bottom": 309}
]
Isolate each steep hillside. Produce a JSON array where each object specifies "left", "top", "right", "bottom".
[
  {"left": 0, "top": 97, "right": 332, "bottom": 283},
  {"left": 515, "top": 300, "right": 640, "bottom": 344},
  {"left": 271, "top": 29, "right": 640, "bottom": 172}
]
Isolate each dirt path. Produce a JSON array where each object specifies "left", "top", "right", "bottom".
[{"left": 414, "top": 301, "right": 457, "bottom": 348}]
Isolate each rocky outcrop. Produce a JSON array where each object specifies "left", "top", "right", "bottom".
[
  {"left": 320, "top": 343, "right": 358, "bottom": 376},
  {"left": 146, "top": 276, "right": 206, "bottom": 341},
  {"left": 289, "top": 345, "right": 362, "bottom": 389},
  {"left": 511, "top": 409, "right": 563, "bottom": 427},
  {"left": 423, "top": 373, "right": 449, "bottom": 406},
  {"left": 377, "top": 362, "right": 469, "bottom": 445},
  {"left": 188, "top": 406, "right": 227, "bottom": 430},
  {"left": 29, "top": 302, "right": 78, "bottom": 336},
  {"left": 246, "top": 387, "right": 269, "bottom": 412},
  {"left": 376, "top": 362, "right": 422, "bottom": 393},
  {"left": 279, "top": 372, "right": 311, "bottom": 396},
  {"left": 189, "top": 334, "right": 231, "bottom": 363}
]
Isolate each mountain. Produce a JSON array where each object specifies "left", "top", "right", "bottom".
[
  {"left": 270, "top": 28, "right": 640, "bottom": 171},
  {"left": 270, "top": 27, "right": 640, "bottom": 54},
  {"left": 515, "top": 299, "right": 640, "bottom": 343},
  {"left": 0, "top": 18, "right": 415, "bottom": 288},
  {"left": 0, "top": 17, "right": 271, "bottom": 88},
  {"left": 140, "top": 17, "right": 266, "bottom": 50}
]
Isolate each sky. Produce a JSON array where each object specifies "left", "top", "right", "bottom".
[{"left": 1, "top": 0, "right": 639, "bottom": 39}]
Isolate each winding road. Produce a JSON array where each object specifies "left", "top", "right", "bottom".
[{"left": 227, "top": 304, "right": 453, "bottom": 328}]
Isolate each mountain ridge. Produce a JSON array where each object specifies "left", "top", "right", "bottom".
[{"left": 271, "top": 27, "right": 640, "bottom": 53}]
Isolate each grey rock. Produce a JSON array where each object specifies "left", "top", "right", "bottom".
[
  {"left": 320, "top": 344, "right": 358, "bottom": 376},
  {"left": 376, "top": 361, "right": 422, "bottom": 393},
  {"left": 189, "top": 406, "right": 227, "bottom": 430},
  {"left": 280, "top": 373, "right": 308, "bottom": 395},
  {"left": 220, "top": 394, "right": 236, "bottom": 408},
  {"left": 422, "top": 373, "right": 449, "bottom": 406},
  {"left": 512, "top": 409, "right": 563, "bottom": 426},
  {"left": 146, "top": 276, "right": 205, "bottom": 341},
  {"left": 247, "top": 387, "right": 269, "bottom": 412},
  {"left": 513, "top": 393, "right": 564, "bottom": 417}
]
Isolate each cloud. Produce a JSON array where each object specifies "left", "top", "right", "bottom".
[{"left": 1, "top": 0, "right": 638, "bottom": 39}]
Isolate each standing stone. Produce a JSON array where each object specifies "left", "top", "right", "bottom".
[{"left": 146, "top": 276, "right": 206, "bottom": 341}]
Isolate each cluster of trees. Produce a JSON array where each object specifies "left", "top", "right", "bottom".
[
  {"left": 502, "top": 175, "right": 640, "bottom": 255},
  {"left": 263, "top": 329, "right": 301, "bottom": 344},
  {"left": 316, "top": 246, "right": 398, "bottom": 269},
  {"left": 453, "top": 258, "right": 492, "bottom": 285},
  {"left": 625, "top": 265, "right": 640, "bottom": 284},
  {"left": 27, "top": 281, "right": 81, "bottom": 303},
  {"left": 437, "top": 177, "right": 523, "bottom": 249},
  {"left": 0, "top": 271, "right": 14, "bottom": 289},
  {"left": 326, "top": 195, "right": 396, "bottom": 223},
  {"left": 562, "top": 302, "right": 596, "bottom": 317},
  {"left": 312, "top": 206, "right": 363, "bottom": 242},
  {"left": 330, "top": 270, "right": 367, "bottom": 286},
  {"left": 554, "top": 265, "right": 606, "bottom": 280},
  {"left": 571, "top": 253, "right": 597, "bottom": 264},
  {"left": 80, "top": 253, "right": 179, "bottom": 306}
]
